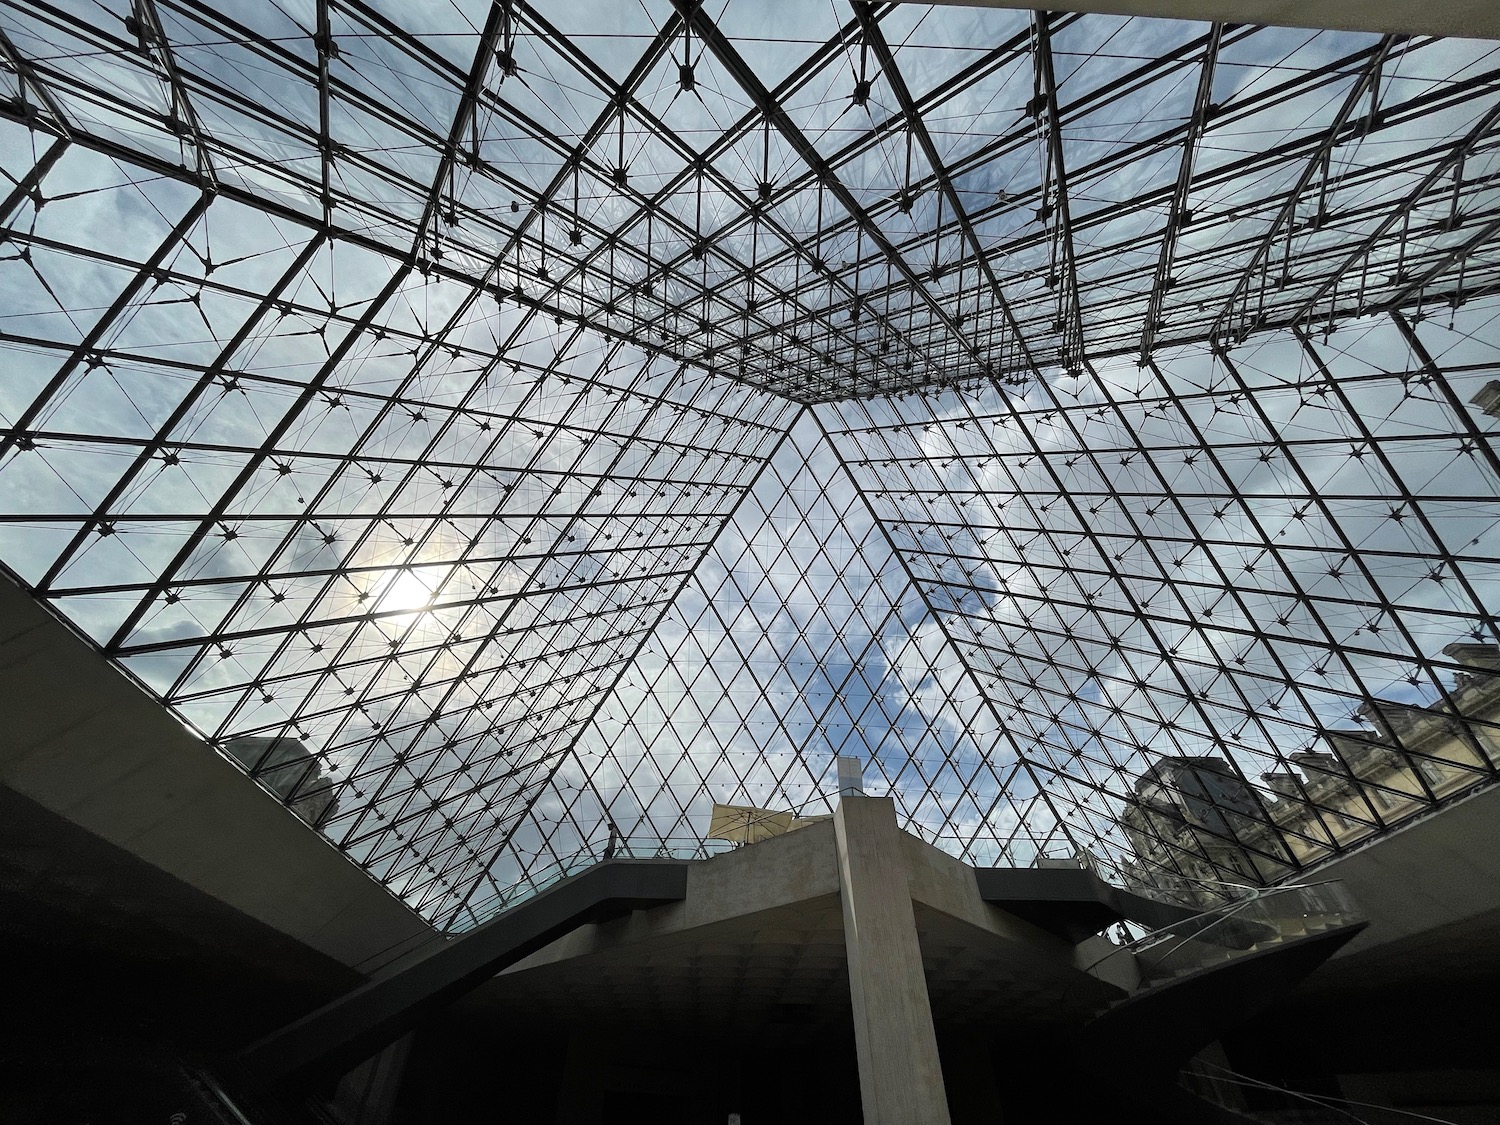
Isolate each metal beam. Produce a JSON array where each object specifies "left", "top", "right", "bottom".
[
  {"left": 129, "top": 0, "right": 218, "bottom": 188},
  {"left": 1211, "top": 37, "right": 1397, "bottom": 344},
  {"left": 1032, "top": 11, "right": 1087, "bottom": 374},
  {"left": 851, "top": 4, "right": 1042, "bottom": 379},
  {"left": 0, "top": 194, "right": 212, "bottom": 463},
  {"left": 905, "top": 0, "right": 1500, "bottom": 41},
  {"left": 100, "top": 260, "right": 415, "bottom": 651},
  {"left": 1140, "top": 24, "right": 1222, "bottom": 361},
  {"left": 0, "top": 25, "right": 74, "bottom": 139},
  {"left": 1291, "top": 99, "right": 1500, "bottom": 329},
  {"left": 671, "top": 0, "right": 988, "bottom": 378}
]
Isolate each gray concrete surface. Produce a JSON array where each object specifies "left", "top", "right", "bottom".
[
  {"left": 835, "top": 797, "right": 953, "bottom": 1125},
  {"left": 1303, "top": 782, "right": 1500, "bottom": 980},
  {"left": 457, "top": 804, "right": 1122, "bottom": 1111},
  {"left": 0, "top": 574, "right": 429, "bottom": 971}
]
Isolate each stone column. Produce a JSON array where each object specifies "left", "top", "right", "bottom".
[{"left": 833, "top": 796, "right": 952, "bottom": 1125}]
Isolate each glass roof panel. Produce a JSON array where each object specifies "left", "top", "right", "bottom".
[{"left": 2, "top": 1, "right": 1498, "bottom": 923}]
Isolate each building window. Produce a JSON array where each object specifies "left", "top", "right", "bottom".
[{"left": 1414, "top": 759, "right": 1448, "bottom": 788}]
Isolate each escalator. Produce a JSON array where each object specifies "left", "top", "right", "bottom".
[{"left": 1069, "top": 882, "right": 1369, "bottom": 1123}]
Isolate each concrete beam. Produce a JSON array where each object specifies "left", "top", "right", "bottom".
[
  {"left": 234, "top": 858, "right": 689, "bottom": 1090},
  {"left": 973, "top": 864, "right": 1200, "bottom": 941},
  {"left": 910, "top": 0, "right": 1500, "bottom": 41},
  {"left": 834, "top": 797, "right": 952, "bottom": 1125}
]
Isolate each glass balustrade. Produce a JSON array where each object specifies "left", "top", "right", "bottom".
[{"left": 1087, "top": 881, "right": 1364, "bottom": 993}]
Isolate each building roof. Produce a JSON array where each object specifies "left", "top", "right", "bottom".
[{"left": 2, "top": 1, "right": 1498, "bottom": 928}]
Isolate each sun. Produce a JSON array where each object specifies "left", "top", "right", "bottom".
[{"left": 379, "top": 569, "right": 435, "bottom": 616}]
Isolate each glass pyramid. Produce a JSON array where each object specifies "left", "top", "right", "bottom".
[{"left": 3, "top": 0, "right": 1499, "bottom": 926}]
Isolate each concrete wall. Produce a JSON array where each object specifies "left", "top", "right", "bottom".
[
  {"left": 499, "top": 819, "right": 842, "bottom": 973},
  {"left": 0, "top": 575, "right": 429, "bottom": 970},
  {"left": 465, "top": 805, "right": 1110, "bottom": 1124},
  {"left": 1307, "top": 782, "right": 1500, "bottom": 964},
  {"left": 835, "top": 797, "right": 953, "bottom": 1125}
]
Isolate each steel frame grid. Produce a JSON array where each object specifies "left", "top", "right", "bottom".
[
  {"left": 6, "top": 4, "right": 1497, "bottom": 404},
  {"left": 825, "top": 305, "right": 1500, "bottom": 891},
  {"left": 2, "top": 1, "right": 1500, "bottom": 921}
]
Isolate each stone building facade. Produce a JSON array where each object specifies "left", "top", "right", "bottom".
[{"left": 1121, "top": 642, "right": 1500, "bottom": 905}]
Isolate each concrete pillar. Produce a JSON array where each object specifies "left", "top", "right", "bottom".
[{"left": 833, "top": 796, "right": 952, "bottom": 1125}]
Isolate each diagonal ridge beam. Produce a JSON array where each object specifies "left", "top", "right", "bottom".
[
  {"left": 410, "top": 0, "right": 513, "bottom": 262},
  {"left": 1032, "top": 11, "right": 1087, "bottom": 375}
]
